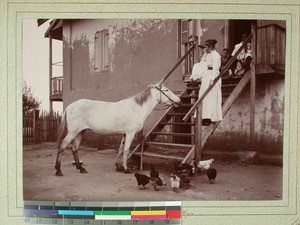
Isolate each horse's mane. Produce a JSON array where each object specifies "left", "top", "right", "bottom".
[{"left": 133, "top": 86, "right": 153, "bottom": 106}]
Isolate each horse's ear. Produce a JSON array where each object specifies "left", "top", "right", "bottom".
[{"left": 157, "top": 79, "right": 164, "bottom": 87}]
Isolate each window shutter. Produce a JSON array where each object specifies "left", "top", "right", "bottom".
[
  {"left": 94, "top": 29, "right": 109, "bottom": 72},
  {"left": 181, "top": 20, "right": 189, "bottom": 44},
  {"left": 94, "top": 31, "right": 100, "bottom": 70},
  {"left": 103, "top": 29, "right": 109, "bottom": 71}
]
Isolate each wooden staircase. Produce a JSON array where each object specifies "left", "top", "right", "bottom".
[
  {"left": 127, "top": 29, "right": 255, "bottom": 168},
  {"left": 125, "top": 23, "right": 286, "bottom": 169},
  {"left": 127, "top": 72, "right": 251, "bottom": 165}
]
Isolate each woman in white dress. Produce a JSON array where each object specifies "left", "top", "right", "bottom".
[{"left": 189, "top": 39, "right": 222, "bottom": 125}]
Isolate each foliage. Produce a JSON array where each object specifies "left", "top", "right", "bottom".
[{"left": 23, "top": 82, "right": 40, "bottom": 115}]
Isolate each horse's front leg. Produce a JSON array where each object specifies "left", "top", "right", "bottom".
[
  {"left": 122, "top": 132, "right": 135, "bottom": 173},
  {"left": 116, "top": 134, "right": 126, "bottom": 171}
]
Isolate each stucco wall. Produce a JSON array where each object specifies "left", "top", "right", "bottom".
[
  {"left": 198, "top": 20, "right": 225, "bottom": 52},
  {"left": 205, "top": 75, "right": 284, "bottom": 155},
  {"left": 63, "top": 19, "right": 186, "bottom": 147}
]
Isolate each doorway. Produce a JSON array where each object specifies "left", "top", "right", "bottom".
[{"left": 227, "top": 20, "right": 256, "bottom": 51}]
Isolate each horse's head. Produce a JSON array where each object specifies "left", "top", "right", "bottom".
[{"left": 152, "top": 83, "right": 181, "bottom": 107}]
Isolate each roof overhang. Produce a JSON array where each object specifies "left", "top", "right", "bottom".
[{"left": 38, "top": 19, "right": 63, "bottom": 41}]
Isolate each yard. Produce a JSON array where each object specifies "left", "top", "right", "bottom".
[{"left": 23, "top": 142, "right": 282, "bottom": 201}]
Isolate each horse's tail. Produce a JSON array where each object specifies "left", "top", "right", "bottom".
[{"left": 57, "top": 110, "right": 68, "bottom": 149}]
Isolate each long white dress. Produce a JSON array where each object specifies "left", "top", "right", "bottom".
[{"left": 190, "top": 50, "right": 223, "bottom": 122}]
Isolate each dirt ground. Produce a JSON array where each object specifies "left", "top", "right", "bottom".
[{"left": 23, "top": 142, "right": 282, "bottom": 201}]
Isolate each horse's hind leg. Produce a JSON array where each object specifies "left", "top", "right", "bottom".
[
  {"left": 116, "top": 135, "right": 125, "bottom": 171},
  {"left": 71, "top": 131, "right": 87, "bottom": 173},
  {"left": 55, "top": 133, "right": 76, "bottom": 176}
]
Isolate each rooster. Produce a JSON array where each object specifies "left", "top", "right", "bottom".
[
  {"left": 192, "top": 158, "right": 214, "bottom": 171},
  {"left": 170, "top": 173, "right": 180, "bottom": 192},
  {"left": 207, "top": 168, "right": 217, "bottom": 183}
]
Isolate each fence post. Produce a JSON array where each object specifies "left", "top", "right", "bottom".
[{"left": 34, "top": 110, "right": 40, "bottom": 142}]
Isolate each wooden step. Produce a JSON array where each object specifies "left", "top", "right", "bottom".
[
  {"left": 178, "top": 103, "right": 193, "bottom": 107},
  {"left": 167, "top": 112, "right": 187, "bottom": 116},
  {"left": 145, "top": 142, "right": 193, "bottom": 149},
  {"left": 222, "top": 92, "right": 231, "bottom": 97},
  {"left": 187, "top": 86, "right": 199, "bottom": 91},
  {"left": 222, "top": 84, "right": 237, "bottom": 88},
  {"left": 159, "top": 122, "right": 195, "bottom": 126},
  {"left": 181, "top": 95, "right": 198, "bottom": 98},
  {"left": 150, "top": 132, "right": 195, "bottom": 137},
  {"left": 133, "top": 152, "right": 185, "bottom": 161}
]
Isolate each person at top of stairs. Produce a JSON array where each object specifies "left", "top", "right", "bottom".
[{"left": 189, "top": 39, "right": 223, "bottom": 125}]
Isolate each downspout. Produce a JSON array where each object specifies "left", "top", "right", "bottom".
[{"left": 49, "top": 34, "right": 53, "bottom": 112}]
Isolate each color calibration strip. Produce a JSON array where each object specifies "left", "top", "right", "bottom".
[{"left": 24, "top": 201, "right": 181, "bottom": 224}]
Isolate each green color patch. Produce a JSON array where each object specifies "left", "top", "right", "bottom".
[{"left": 94, "top": 210, "right": 131, "bottom": 216}]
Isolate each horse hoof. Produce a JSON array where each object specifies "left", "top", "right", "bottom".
[
  {"left": 80, "top": 168, "right": 88, "bottom": 173},
  {"left": 124, "top": 169, "right": 131, "bottom": 174},
  {"left": 116, "top": 165, "right": 124, "bottom": 172},
  {"left": 55, "top": 171, "right": 63, "bottom": 176}
]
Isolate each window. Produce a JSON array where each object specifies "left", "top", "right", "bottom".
[
  {"left": 94, "top": 29, "right": 109, "bottom": 72},
  {"left": 177, "top": 19, "right": 192, "bottom": 58}
]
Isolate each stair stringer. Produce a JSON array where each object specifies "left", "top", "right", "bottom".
[{"left": 183, "top": 71, "right": 252, "bottom": 163}]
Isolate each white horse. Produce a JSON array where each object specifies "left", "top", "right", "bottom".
[{"left": 55, "top": 82, "right": 181, "bottom": 176}]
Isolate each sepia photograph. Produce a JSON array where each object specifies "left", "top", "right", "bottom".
[{"left": 22, "top": 18, "right": 285, "bottom": 202}]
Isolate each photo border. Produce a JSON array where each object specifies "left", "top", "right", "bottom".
[{"left": 0, "top": 1, "right": 299, "bottom": 224}]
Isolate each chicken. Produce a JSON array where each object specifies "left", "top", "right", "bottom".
[
  {"left": 170, "top": 173, "right": 180, "bottom": 191},
  {"left": 151, "top": 176, "right": 166, "bottom": 191},
  {"left": 207, "top": 168, "right": 217, "bottom": 183},
  {"left": 134, "top": 173, "right": 151, "bottom": 189},
  {"left": 173, "top": 161, "right": 195, "bottom": 176},
  {"left": 150, "top": 164, "right": 159, "bottom": 178},
  {"left": 178, "top": 170, "right": 192, "bottom": 189},
  {"left": 193, "top": 158, "right": 214, "bottom": 171}
]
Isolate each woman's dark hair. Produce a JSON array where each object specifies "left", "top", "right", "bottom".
[{"left": 205, "top": 39, "right": 218, "bottom": 48}]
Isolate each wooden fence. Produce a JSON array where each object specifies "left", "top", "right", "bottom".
[{"left": 23, "top": 110, "right": 62, "bottom": 143}]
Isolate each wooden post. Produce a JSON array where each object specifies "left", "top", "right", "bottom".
[
  {"left": 33, "top": 110, "right": 36, "bottom": 142},
  {"left": 139, "top": 129, "right": 144, "bottom": 172},
  {"left": 224, "top": 20, "right": 230, "bottom": 49},
  {"left": 49, "top": 34, "right": 53, "bottom": 113},
  {"left": 193, "top": 37, "right": 199, "bottom": 64},
  {"left": 250, "top": 23, "right": 256, "bottom": 150},
  {"left": 194, "top": 102, "right": 202, "bottom": 161}
]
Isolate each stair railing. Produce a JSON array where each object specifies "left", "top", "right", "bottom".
[{"left": 159, "top": 41, "right": 197, "bottom": 84}]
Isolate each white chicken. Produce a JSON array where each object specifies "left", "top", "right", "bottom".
[
  {"left": 170, "top": 173, "right": 181, "bottom": 191},
  {"left": 193, "top": 158, "right": 214, "bottom": 170}
]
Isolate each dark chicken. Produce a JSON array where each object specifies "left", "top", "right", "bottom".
[
  {"left": 178, "top": 170, "right": 192, "bottom": 188},
  {"left": 150, "top": 164, "right": 159, "bottom": 178},
  {"left": 151, "top": 176, "right": 166, "bottom": 191},
  {"left": 207, "top": 168, "right": 217, "bottom": 183},
  {"left": 134, "top": 173, "right": 151, "bottom": 189},
  {"left": 173, "top": 161, "right": 195, "bottom": 176}
]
